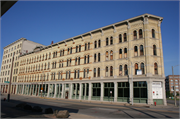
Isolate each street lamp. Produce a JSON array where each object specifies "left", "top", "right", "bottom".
[
  {"left": 172, "top": 65, "right": 179, "bottom": 106},
  {"left": 126, "top": 58, "right": 133, "bottom": 105}
]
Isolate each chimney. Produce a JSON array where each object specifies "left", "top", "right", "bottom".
[{"left": 51, "top": 41, "right": 53, "bottom": 45}]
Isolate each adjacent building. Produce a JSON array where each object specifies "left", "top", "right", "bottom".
[
  {"left": 165, "top": 75, "right": 180, "bottom": 94},
  {"left": 0, "top": 13, "right": 167, "bottom": 105},
  {"left": 0, "top": 38, "right": 45, "bottom": 93}
]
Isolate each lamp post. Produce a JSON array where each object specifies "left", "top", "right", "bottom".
[
  {"left": 172, "top": 65, "right": 179, "bottom": 106},
  {"left": 126, "top": 58, "right": 133, "bottom": 105}
]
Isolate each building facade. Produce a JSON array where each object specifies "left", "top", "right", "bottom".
[
  {"left": 0, "top": 13, "right": 167, "bottom": 105},
  {"left": 0, "top": 38, "right": 45, "bottom": 93},
  {"left": 165, "top": 75, "right": 180, "bottom": 94}
]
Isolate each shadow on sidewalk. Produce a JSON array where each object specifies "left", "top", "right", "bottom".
[{"left": 1, "top": 98, "right": 79, "bottom": 118}]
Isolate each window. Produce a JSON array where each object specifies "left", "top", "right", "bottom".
[
  {"left": 98, "top": 40, "right": 101, "bottom": 47},
  {"left": 76, "top": 46, "right": 78, "bottom": 53},
  {"left": 87, "top": 55, "right": 89, "bottom": 63},
  {"left": 106, "top": 51, "right": 108, "bottom": 60},
  {"left": 154, "top": 63, "right": 158, "bottom": 74},
  {"left": 119, "top": 65, "right": 122, "bottom": 76},
  {"left": 153, "top": 45, "right": 157, "bottom": 55},
  {"left": 119, "top": 49, "right": 122, "bottom": 59},
  {"left": 84, "top": 68, "right": 89, "bottom": 78},
  {"left": 98, "top": 68, "right": 100, "bottom": 77},
  {"left": 94, "top": 68, "right": 96, "bottom": 77},
  {"left": 85, "top": 43, "right": 87, "bottom": 50},
  {"left": 119, "top": 34, "right": 122, "bottom": 43},
  {"left": 141, "top": 63, "right": 144, "bottom": 74},
  {"left": 106, "top": 66, "right": 108, "bottom": 77},
  {"left": 78, "top": 57, "right": 80, "bottom": 65},
  {"left": 134, "top": 46, "right": 138, "bottom": 56},
  {"left": 124, "top": 48, "right": 127, "bottom": 58},
  {"left": 98, "top": 53, "right": 100, "bottom": 62},
  {"left": 139, "top": 29, "right": 142, "bottom": 38},
  {"left": 94, "top": 54, "right": 96, "bottom": 62},
  {"left": 106, "top": 38, "right": 108, "bottom": 46},
  {"left": 124, "top": 33, "right": 127, "bottom": 42},
  {"left": 84, "top": 56, "right": 86, "bottom": 64},
  {"left": 75, "top": 57, "right": 77, "bottom": 65},
  {"left": 152, "top": 29, "right": 155, "bottom": 38},
  {"left": 110, "top": 66, "right": 113, "bottom": 76},
  {"left": 49, "top": 52, "right": 51, "bottom": 59},
  {"left": 67, "top": 48, "right": 70, "bottom": 55},
  {"left": 79, "top": 45, "right": 81, "bottom": 52},
  {"left": 70, "top": 47, "right": 72, "bottom": 54},
  {"left": 124, "top": 65, "right": 128, "bottom": 75},
  {"left": 133, "top": 30, "right": 137, "bottom": 39},
  {"left": 140, "top": 45, "right": 144, "bottom": 56},
  {"left": 94, "top": 41, "right": 97, "bottom": 48},
  {"left": 110, "top": 51, "right": 113, "bottom": 60},
  {"left": 135, "top": 63, "right": 138, "bottom": 75},
  {"left": 110, "top": 37, "right": 113, "bottom": 45}
]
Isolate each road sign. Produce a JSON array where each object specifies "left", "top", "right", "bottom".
[{"left": 4, "top": 81, "right": 10, "bottom": 83}]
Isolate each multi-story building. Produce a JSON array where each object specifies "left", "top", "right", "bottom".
[
  {"left": 165, "top": 75, "right": 180, "bottom": 94},
  {"left": 0, "top": 38, "right": 45, "bottom": 93},
  {"left": 0, "top": 13, "right": 167, "bottom": 105}
]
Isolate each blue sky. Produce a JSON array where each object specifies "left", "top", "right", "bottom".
[{"left": 1, "top": 1, "right": 179, "bottom": 76}]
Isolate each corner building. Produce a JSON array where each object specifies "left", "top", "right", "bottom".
[{"left": 11, "top": 14, "right": 167, "bottom": 105}]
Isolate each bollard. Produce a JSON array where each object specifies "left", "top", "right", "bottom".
[{"left": 154, "top": 102, "right": 156, "bottom": 106}]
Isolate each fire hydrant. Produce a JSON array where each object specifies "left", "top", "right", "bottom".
[
  {"left": 154, "top": 102, "right": 156, "bottom": 106},
  {"left": 4, "top": 98, "right": 6, "bottom": 101}
]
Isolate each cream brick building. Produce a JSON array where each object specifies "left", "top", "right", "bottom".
[{"left": 1, "top": 13, "right": 167, "bottom": 105}]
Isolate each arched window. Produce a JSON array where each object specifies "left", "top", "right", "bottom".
[
  {"left": 119, "top": 49, "right": 122, "bottom": 59},
  {"left": 79, "top": 45, "right": 81, "bottom": 52},
  {"left": 68, "top": 48, "right": 70, "bottom": 54},
  {"left": 135, "top": 63, "right": 138, "bottom": 75},
  {"left": 77, "top": 70, "right": 79, "bottom": 78},
  {"left": 105, "top": 66, "right": 108, "bottom": 77},
  {"left": 140, "top": 45, "right": 144, "bottom": 56},
  {"left": 94, "top": 41, "right": 97, "bottom": 48},
  {"left": 88, "top": 42, "right": 90, "bottom": 50},
  {"left": 106, "top": 51, "right": 108, "bottom": 60},
  {"left": 75, "top": 57, "right": 77, "bottom": 65},
  {"left": 124, "top": 48, "right": 127, "bottom": 58},
  {"left": 78, "top": 57, "right": 80, "bottom": 65},
  {"left": 70, "top": 47, "right": 72, "bottom": 54},
  {"left": 134, "top": 46, "right": 138, "bottom": 56},
  {"left": 76, "top": 46, "right": 78, "bottom": 53},
  {"left": 154, "top": 63, "right": 158, "bottom": 74},
  {"left": 141, "top": 63, "right": 144, "bottom": 74},
  {"left": 98, "top": 67, "right": 100, "bottom": 77},
  {"left": 98, "top": 40, "right": 101, "bottom": 47},
  {"left": 69, "top": 71, "right": 71, "bottom": 79},
  {"left": 119, "top": 34, "right": 122, "bottom": 43},
  {"left": 153, "top": 45, "right": 157, "bottom": 55},
  {"left": 98, "top": 53, "right": 100, "bottom": 62},
  {"left": 83, "top": 69, "right": 86, "bottom": 78},
  {"left": 63, "top": 49, "right": 64, "bottom": 56},
  {"left": 94, "top": 54, "right": 96, "bottom": 62},
  {"left": 124, "top": 33, "right": 127, "bottom": 42},
  {"left": 124, "top": 65, "right": 128, "bottom": 75},
  {"left": 106, "top": 38, "right": 109, "bottom": 46},
  {"left": 152, "top": 29, "right": 155, "bottom": 38},
  {"left": 85, "top": 43, "right": 87, "bottom": 51},
  {"left": 84, "top": 56, "right": 86, "bottom": 64},
  {"left": 94, "top": 68, "right": 96, "bottom": 77},
  {"left": 87, "top": 55, "right": 89, "bottom": 63},
  {"left": 139, "top": 29, "right": 142, "bottom": 38},
  {"left": 110, "top": 66, "right": 113, "bottom": 76},
  {"left": 110, "top": 50, "right": 113, "bottom": 60},
  {"left": 74, "top": 70, "right": 76, "bottom": 79},
  {"left": 110, "top": 36, "right": 113, "bottom": 45},
  {"left": 133, "top": 30, "right": 137, "bottom": 39},
  {"left": 119, "top": 65, "right": 122, "bottom": 76},
  {"left": 60, "top": 50, "right": 62, "bottom": 56}
]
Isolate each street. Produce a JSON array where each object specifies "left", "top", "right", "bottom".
[{"left": 1, "top": 94, "right": 180, "bottom": 118}]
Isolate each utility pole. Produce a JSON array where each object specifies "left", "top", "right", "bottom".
[{"left": 7, "top": 52, "right": 15, "bottom": 102}]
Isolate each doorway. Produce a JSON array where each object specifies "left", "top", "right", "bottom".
[{"left": 65, "top": 91, "right": 69, "bottom": 99}]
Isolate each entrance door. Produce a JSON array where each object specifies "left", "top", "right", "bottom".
[{"left": 65, "top": 91, "right": 68, "bottom": 99}]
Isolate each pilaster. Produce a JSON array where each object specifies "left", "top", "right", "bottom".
[
  {"left": 100, "top": 82, "right": 104, "bottom": 101},
  {"left": 88, "top": 83, "right": 92, "bottom": 100}
]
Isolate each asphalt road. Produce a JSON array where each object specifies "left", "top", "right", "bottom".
[
  {"left": 166, "top": 98, "right": 179, "bottom": 106},
  {"left": 1, "top": 94, "right": 180, "bottom": 118}
]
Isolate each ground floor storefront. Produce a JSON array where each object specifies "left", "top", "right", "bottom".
[{"left": 0, "top": 78, "right": 167, "bottom": 105}]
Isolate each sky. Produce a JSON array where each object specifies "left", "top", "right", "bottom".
[{"left": 0, "top": 1, "right": 179, "bottom": 76}]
